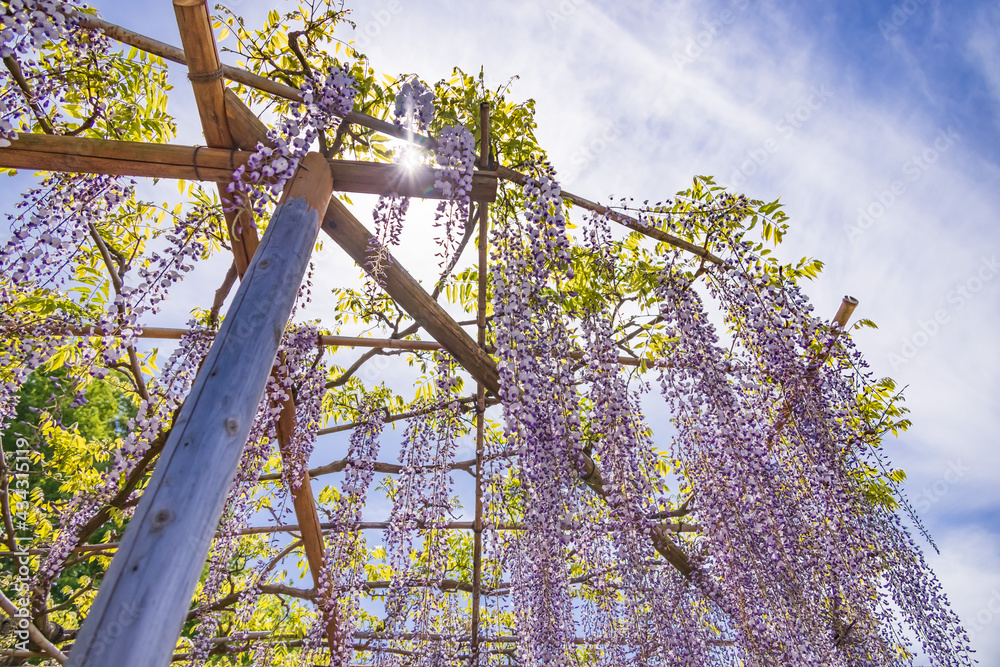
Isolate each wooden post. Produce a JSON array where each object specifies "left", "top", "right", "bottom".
[{"left": 66, "top": 153, "right": 333, "bottom": 667}]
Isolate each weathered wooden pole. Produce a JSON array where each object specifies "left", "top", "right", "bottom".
[{"left": 67, "top": 153, "right": 333, "bottom": 667}]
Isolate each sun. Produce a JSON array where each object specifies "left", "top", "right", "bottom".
[{"left": 398, "top": 146, "right": 424, "bottom": 172}]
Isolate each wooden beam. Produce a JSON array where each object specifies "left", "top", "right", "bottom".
[
  {"left": 275, "top": 397, "right": 327, "bottom": 585},
  {"left": 0, "top": 133, "right": 245, "bottom": 180},
  {"left": 325, "top": 159, "right": 497, "bottom": 202},
  {"left": 173, "top": 0, "right": 232, "bottom": 147},
  {"left": 67, "top": 153, "right": 333, "bottom": 667},
  {"left": 223, "top": 88, "right": 267, "bottom": 152},
  {"left": 0, "top": 133, "right": 497, "bottom": 200}
]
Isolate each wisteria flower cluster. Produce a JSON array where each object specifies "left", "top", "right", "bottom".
[
  {"left": 431, "top": 125, "right": 476, "bottom": 263},
  {"left": 487, "top": 162, "right": 584, "bottom": 666},
  {"left": 0, "top": 174, "right": 131, "bottom": 429},
  {"left": 365, "top": 77, "right": 433, "bottom": 292},
  {"left": 307, "top": 393, "right": 385, "bottom": 661},
  {"left": 393, "top": 75, "right": 435, "bottom": 132},
  {"left": 0, "top": 0, "right": 112, "bottom": 144},
  {"left": 228, "top": 65, "right": 357, "bottom": 217},
  {"left": 378, "top": 355, "right": 463, "bottom": 658},
  {"left": 0, "top": 0, "right": 75, "bottom": 144},
  {"left": 0, "top": 0, "right": 76, "bottom": 58}
]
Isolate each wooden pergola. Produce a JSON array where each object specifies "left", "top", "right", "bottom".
[{"left": 0, "top": 3, "right": 858, "bottom": 665}]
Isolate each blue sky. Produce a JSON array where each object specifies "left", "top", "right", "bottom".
[{"left": 5, "top": 0, "right": 999, "bottom": 662}]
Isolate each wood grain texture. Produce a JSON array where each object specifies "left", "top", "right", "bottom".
[
  {"left": 173, "top": 0, "right": 231, "bottom": 147},
  {"left": 66, "top": 154, "right": 331, "bottom": 667},
  {"left": 0, "top": 133, "right": 246, "bottom": 179}
]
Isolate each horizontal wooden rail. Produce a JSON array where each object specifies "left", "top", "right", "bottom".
[
  {"left": 4, "top": 518, "right": 698, "bottom": 556},
  {"left": 257, "top": 455, "right": 478, "bottom": 482},
  {"left": 0, "top": 133, "right": 497, "bottom": 201},
  {"left": 38, "top": 324, "right": 653, "bottom": 368}
]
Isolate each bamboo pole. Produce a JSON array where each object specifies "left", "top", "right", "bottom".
[
  {"left": 470, "top": 100, "right": 490, "bottom": 662},
  {"left": 40, "top": 324, "right": 652, "bottom": 367},
  {"left": 833, "top": 295, "right": 859, "bottom": 328},
  {"left": 35, "top": 519, "right": 698, "bottom": 556},
  {"left": 0, "top": 132, "right": 499, "bottom": 198},
  {"left": 67, "top": 153, "right": 333, "bottom": 667},
  {"left": 258, "top": 455, "right": 478, "bottom": 482},
  {"left": 496, "top": 165, "right": 724, "bottom": 265},
  {"left": 174, "top": 0, "right": 258, "bottom": 276}
]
